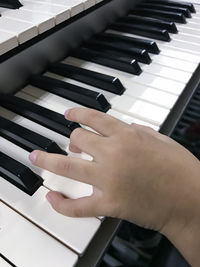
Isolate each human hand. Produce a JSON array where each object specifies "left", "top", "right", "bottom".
[{"left": 29, "top": 108, "right": 200, "bottom": 233}]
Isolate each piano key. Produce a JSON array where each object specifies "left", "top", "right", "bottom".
[
  {"left": 48, "top": 62, "right": 125, "bottom": 95},
  {"left": 0, "top": 202, "right": 78, "bottom": 267},
  {"left": 0, "top": 94, "right": 80, "bottom": 137},
  {"left": 0, "top": 17, "right": 38, "bottom": 44},
  {"left": 173, "top": 32, "right": 200, "bottom": 44},
  {"left": 2, "top": 8, "right": 55, "bottom": 34},
  {"left": 0, "top": 116, "right": 67, "bottom": 155},
  {"left": 0, "top": 151, "right": 43, "bottom": 196},
  {"left": 109, "top": 21, "right": 171, "bottom": 42},
  {"left": 141, "top": 63, "right": 192, "bottom": 83},
  {"left": 0, "top": 257, "right": 12, "bottom": 267},
  {"left": 0, "top": 31, "right": 18, "bottom": 56},
  {"left": 84, "top": 38, "right": 152, "bottom": 64},
  {"left": 30, "top": 74, "right": 111, "bottom": 112},
  {"left": 20, "top": 0, "right": 71, "bottom": 24},
  {"left": 0, "top": 106, "right": 69, "bottom": 150},
  {"left": 130, "top": 8, "right": 187, "bottom": 23},
  {"left": 95, "top": 32, "right": 160, "bottom": 54},
  {"left": 176, "top": 25, "right": 200, "bottom": 37},
  {"left": 144, "top": 0, "right": 196, "bottom": 13},
  {"left": 121, "top": 14, "right": 178, "bottom": 33},
  {"left": 0, "top": 178, "right": 101, "bottom": 254},
  {"left": 0, "top": 0, "right": 22, "bottom": 9},
  {"left": 138, "top": 3, "right": 191, "bottom": 18},
  {"left": 45, "top": 70, "right": 177, "bottom": 110},
  {"left": 71, "top": 47, "right": 142, "bottom": 75},
  {"left": 64, "top": 57, "right": 185, "bottom": 96},
  {"left": 37, "top": 71, "right": 170, "bottom": 125}
]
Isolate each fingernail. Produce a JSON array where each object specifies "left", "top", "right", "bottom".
[
  {"left": 64, "top": 109, "right": 70, "bottom": 119},
  {"left": 46, "top": 192, "right": 52, "bottom": 203},
  {"left": 29, "top": 150, "right": 37, "bottom": 164}
]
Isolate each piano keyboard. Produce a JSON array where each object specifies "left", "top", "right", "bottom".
[
  {"left": 0, "top": 0, "right": 200, "bottom": 266},
  {"left": 0, "top": 0, "right": 103, "bottom": 55}
]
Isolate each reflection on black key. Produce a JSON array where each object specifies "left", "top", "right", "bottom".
[
  {"left": 131, "top": 8, "right": 186, "bottom": 23},
  {"left": 0, "top": 0, "right": 22, "bottom": 9},
  {"left": 109, "top": 21, "right": 171, "bottom": 42},
  {"left": 49, "top": 63, "right": 125, "bottom": 95},
  {"left": 0, "top": 94, "right": 80, "bottom": 137},
  {"left": 0, "top": 152, "right": 43, "bottom": 196},
  {"left": 121, "top": 15, "right": 178, "bottom": 33},
  {"left": 85, "top": 39, "right": 152, "bottom": 64},
  {"left": 0, "top": 116, "right": 67, "bottom": 155},
  {"left": 146, "top": 0, "right": 196, "bottom": 13},
  {"left": 139, "top": 3, "right": 191, "bottom": 18},
  {"left": 98, "top": 32, "right": 160, "bottom": 54},
  {"left": 30, "top": 75, "right": 111, "bottom": 112},
  {"left": 71, "top": 47, "right": 142, "bottom": 75}
]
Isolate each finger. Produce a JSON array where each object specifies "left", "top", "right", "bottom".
[
  {"left": 29, "top": 150, "right": 99, "bottom": 186},
  {"left": 46, "top": 191, "right": 101, "bottom": 217},
  {"left": 69, "top": 143, "right": 82, "bottom": 154},
  {"left": 70, "top": 127, "right": 104, "bottom": 157},
  {"left": 65, "top": 108, "right": 127, "bottom": 137}
]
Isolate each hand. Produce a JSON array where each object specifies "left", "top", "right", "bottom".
[{"left": 29, "top": 108, "right": 200, "bottom": 231}]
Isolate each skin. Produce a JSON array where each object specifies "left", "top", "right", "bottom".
[{"left": 29, "top": 108, "right": 200, "bottom": 266}]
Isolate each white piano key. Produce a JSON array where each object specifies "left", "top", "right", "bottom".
[
  {"left": 2, "top": 9, "right": 55, "bottom": 34},
  {"left": 23, "top": 0, "right": 84, "bottom": 17},
  {"left": 21, "top": 1, "right": 71, "bottom": 24},
  {"left": 0, "top": 202, "right": 78, "bottom": 267},
  {"left": 151, "top": 53, "right": 198, "bottom": 73},
  {"left": 20, "top": 85, "right": 169, "bottom": 126},
  {"left": 0, "top": 257, "right": 12, "bottom": 267},
  {"left": 64, "top": 57, "right": 185, "bottom": 96},
  {"left": 0, "top": 17, "right": 38, "bottom": 44},
  {"left": 177, "top": 25, "right": 200, "bottom": 36},
  {"left": 0, "top": 136, "right": 92, "bottom": 200},
  {"left": 0, "top": 177, "right": 101, "bottom": 255},
  {"left": 173, "top": 32, "right": 200, "bottom": 45},
  {"left": 0, "top": 31, "right": 18, "bottom": 55},
  {"left": 141, "top": 63, "right": 192, "bottom": 84},
  {"left": 46, "top": 71, "right": 177, "bottom": 109}
]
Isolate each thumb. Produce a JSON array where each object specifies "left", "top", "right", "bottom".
[{"left": 46, "top": 191, "right": 100, "bottom": 218}]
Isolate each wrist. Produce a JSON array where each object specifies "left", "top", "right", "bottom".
[{"left": 161, "top": 159, "right": 200, "bottom": 266}]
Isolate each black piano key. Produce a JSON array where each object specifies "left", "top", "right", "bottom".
[
  {"left": 109, "top": 21, "right": 171, "bottom": 42},
  {"left": 0, "top": 0, "right": 22, "bottom": 9},
  {"left": 49, "top": 63, "right": 125, "bottom": 95},
  {"left": 97, "top": 32, "right": 160, "bottom": 54},
  {"left": 146, "top": 0, "right": 196, "bottom": 13},
  {"left": 0, "top": 152, "right": 43, "bottom": 196},
  {"left": 0, "top": 94, "right": 80, "bottom": 137},
  {"left": 139, "top": 3, "right": 191, "bottom": 18},
  {"left": 85, "top": 39, "right": 152, "bottom": 64},
  {"left": 120, "top": 15, "right": 178, "bottom": 33},
  {"left": 71, "top": 47, "right": 142, "bottom": 75},
  {"left": 130, "top": 8, "right": 186, "bottom": 24},
  {"left": 30, "top": 75, "right": 111, "bottom": 112},
  {"left": 0, "top": 116, "right": 67, "bottom": 155}
]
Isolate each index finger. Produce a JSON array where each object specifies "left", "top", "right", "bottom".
[{"left": 65, "top": 108, "right": 127, "bottom": 137}]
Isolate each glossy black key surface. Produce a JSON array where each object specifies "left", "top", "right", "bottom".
[
  {"left": 131, "top": 8, "right": 186, "bottom": 23},
  {"left": 30, "top": 75, "right": 111, "bottom": 112},
  {"left": 97, "top": 32, "right": 160, "bottom": 54},
  {"left": 0, "top": 152, "right": 43, "bottom": 195},
  {"left": 146, "top": 0, "right": 196, "bottom": 13},
  {"left": 49, "top": 63, "right": 125, "bottom": 95},
  {"left": 0, "top": 116, "right": 67, "bottom": 155},
  {"left": 109, "top": 21, "right": 171, "bottom": 42},
  {"left": 71, "top": 47, "right": 142, "bottom": 75},
  {"left": 0, "top": 94, "right": 80, "bottom": 137},
  {"left": 121, "top": 15, "right": 178, "bottom": 33},
  {"left": 85, "top": 38, "right": 152, "bottom": 64},
  {"left": 139, "top": 3, "right": 191, "bottom": 18},
  {"left": 0, "top": 0, "right": 22, "bottom": 9}
]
